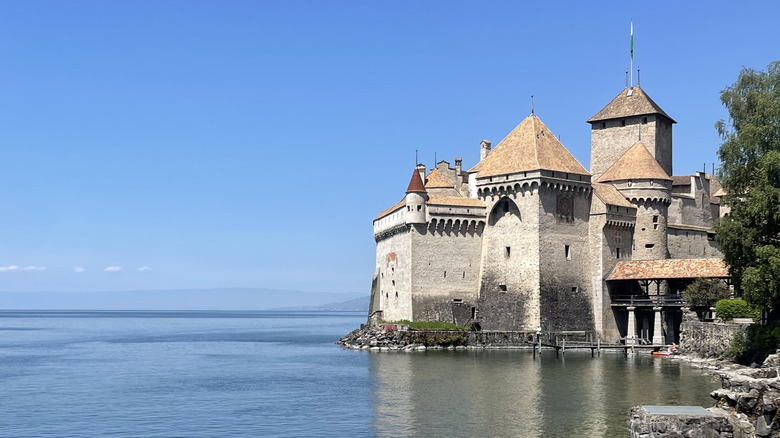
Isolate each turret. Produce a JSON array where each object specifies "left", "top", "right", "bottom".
[
  {"left": 405, "top": 168, "right": 428, "bottom": 224},
  {"left": 596, "top": 142, "right": 673, "bottom": 260}
]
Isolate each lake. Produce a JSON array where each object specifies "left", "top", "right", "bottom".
[{"left": 0, "top": 310, "right": 719, "bottom": 437}]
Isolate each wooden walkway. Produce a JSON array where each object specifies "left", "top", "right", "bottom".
[{"left": 532, "top": 340, "right": 670, "bottom": 358}]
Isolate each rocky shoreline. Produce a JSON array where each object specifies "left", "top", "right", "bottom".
[
  {"left": 336, "top": 324, "right": 534, "bottom": 351},
  {"left": 659, "top": 353, "right": 780, "bottom": 438}
]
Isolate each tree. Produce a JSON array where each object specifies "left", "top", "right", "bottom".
[
  {"left": 714, "top": 61, "right": 780, "bottom": 311},
  {"left": 682, "top": 277, "right": 731, "bottom": 308}
]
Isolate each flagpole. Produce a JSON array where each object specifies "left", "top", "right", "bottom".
[{"left": 630, "top": 21, "right": 634, "bottom": 88}]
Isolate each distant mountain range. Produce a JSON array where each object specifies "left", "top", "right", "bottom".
[
  {"left": 274, "top": 295, "right": 370, "bottom": 311},
  {"left": 0, "top": 288, "right": 367, "bottom": 311}
]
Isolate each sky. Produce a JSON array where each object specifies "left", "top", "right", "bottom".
[{"left": 0, "top": 1, "right": 778, "bottom": 295}]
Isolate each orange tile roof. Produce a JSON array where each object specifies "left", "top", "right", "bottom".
[
  {"left": 425, "top": 168, "right": 454, "bottom": 188},
  {"left": 596, "top": 142, "right": 672, "bottom": 183},
  {"left": 592, "top": 182, "right": 633, "bottom": 208},
  {"left": 374, "top": 198, "right": 405, "bottom": 220},
  {"left": 427, "top": 196, "right": 485, "bottom": 208},
  {"left": 470, "top": 115, "right": 589, "bottom": 178},
  {"left": 607, "top": 258, "right": 729, "bottom": 281},
  {"left": 406, "top": 169, "right": 426, "bottom": 194},
  {"left": 587, "top": 87, "right": 676, "bottom": 123}
]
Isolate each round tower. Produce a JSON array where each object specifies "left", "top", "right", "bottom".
[
  {"left": 404, "top": 168, "right": 428, "bottom": 225},
  {"left": 595, "top": 142, "right": 673, "bottom": 260}
]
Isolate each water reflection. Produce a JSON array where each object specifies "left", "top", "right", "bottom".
[{"left": 370, "top": 350, "right": 719, "bottom": 438}]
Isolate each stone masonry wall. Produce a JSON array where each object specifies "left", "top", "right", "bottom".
[
  {"left": 375, "top": 228, "right": 412, "bottom": 321},
  {"left": 629, "top": 406, "right": 732, "bottom": 438},
  {"left": 478, "top": 190, "right": 541, "bottom": 330},
  {"left": 411, "top": 221, "right": 483, "bottom": 324},
  {"left": 668, "top": 227, "right": 722, "bottom": 259},
  {"left": 538, "top": 184, "right": 594, "bottom": 331},
  {"left": 679, "top": 312, "right": 747, "bottom": 357}
]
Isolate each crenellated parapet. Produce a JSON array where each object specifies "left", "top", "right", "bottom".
[{"left": 428, "top": 218, "right": 485, "bottom": 236}]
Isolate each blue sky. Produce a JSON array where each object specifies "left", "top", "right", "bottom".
[{"left": 0, "top": 1, "right": 777, "bottom": 294}]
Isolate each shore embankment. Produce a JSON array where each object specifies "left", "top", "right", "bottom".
[{"left": 337, "top": 324, "right": 533, "bottom": 351}]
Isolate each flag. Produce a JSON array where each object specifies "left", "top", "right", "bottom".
[{"left": 630, "top": 21, "right": 634, "bottom": 61}]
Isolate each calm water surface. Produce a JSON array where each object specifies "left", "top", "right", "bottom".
[{"left": 0, "top": 311, "right": 718, "bottom": 437}]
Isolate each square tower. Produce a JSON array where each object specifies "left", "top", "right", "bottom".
[{"left": 588, "top": 87, "right": 675, "bottom": 179}]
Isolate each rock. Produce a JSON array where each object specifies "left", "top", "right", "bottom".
[
  {"left": 756, "top": 414, "right": 772, "bottom": 437},
  {"left": 415, "top": 345, "right": 426, "bottom": 351}
]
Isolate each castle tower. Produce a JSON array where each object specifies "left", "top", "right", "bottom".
[
  {"left": 596, "top": 142, "right": 672, "bottom": 260},
  {"left": 588, "top": 87, "right": 676, "bottom": 179},
  {"left": 404, "top": 168, "right": 428, "bottom": 224}
]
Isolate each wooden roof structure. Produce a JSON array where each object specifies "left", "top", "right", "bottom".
[
  {"left": 587, "top": 87, "right": 676, "bottom": 123},
  {"left": 608, "top": 258, "right": 729, "bottom": 281},
  {"left": 469, "top": 115, "right": 589, "bottom": 178}
]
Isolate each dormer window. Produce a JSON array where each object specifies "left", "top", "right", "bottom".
[{"left": 627, "top": 180, "right": 633, "bottom": 187}]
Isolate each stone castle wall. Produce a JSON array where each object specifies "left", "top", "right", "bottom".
[
  {"left": 538, "top": 184, "right": 595, "bottom": 331},
  {"left": 374, "top": 228, "right": 412, "bottom": 321},
  {"left": 478, "top": 188, "right": 541, "bottom": 331},
  {"left": 668, "top": 226, "right": 722, "bottom": 259},
  {"left": 411, "top": 221, "right": 483, "bottom": 325}
]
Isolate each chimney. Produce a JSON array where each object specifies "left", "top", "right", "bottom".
[
  {"left": 455, "top": 157, "right": 462, "bottom": 177},
  {"left": 480, "top": 140, "right": 492, "bottom": 161},
  {"left": 416, "top": 163, "right": 426, "bottom": 186}
]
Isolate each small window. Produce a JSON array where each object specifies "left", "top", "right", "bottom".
[
  {"left": 616, "top": 248, "right": 621, "bottom": 259},
  {"left": 601, "top": 122, "right": 606, "bottom": 129},
  {"left": 505, "top": 246, "right": 511, "bottom": 258},
  {"left": 444, "top": 271, "right": 447, "bottom": 278},
  {"left": 653, "top": 216, "right": 658, "bottom": 223},
  {"left": 417, "top": 205, "right": 421, "bottom": 211},
  {"left": 462, "top": 271, "right": 465, "bottom": 279},
  {"left": 632, "top": 239, "right": 636, "bottom": 250},
  {"left": 381, "top": 273, "right": 384, "bottom": 278},
  {"left": 654, "top": 224, "right": 659, "bottom": 230},
  {"left": 395, "top": 291, "right": 398, "bottom": 297},
  {"left": 645, "top": 243, "right": 655, "bottom": 249},
  {"left": 392, "top": 280, "right": 395, "bottom": 286},
  {"left": 452, "top": 298, "right": 463, "bottom": 304},
  {"left": 621, "top": 119, "right": 626, "bottom": 127},
  {"left": 627, "top": 180, "right": 633, "bottom": 187},
  {"left": 385, "top": 292, "right": 388, "bottom": 298},
  {"left": 571, "top": 287, "right": 578, "bottom": 293},
  {"left": 565, "top": 245, "right": 571, "bottom": 260},
  {"left": 391, "top": 267, "right": 395, "bottom": 273},
  {"left": 642, "top": 117, "right": 648, "bottom": 124},
  {"left": 499, "top": 283, "right": 507, "bottom": 292}
]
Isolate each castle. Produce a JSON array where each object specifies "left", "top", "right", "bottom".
[{"left": 369, "top": 85, "right": 730, "bottom": 344}]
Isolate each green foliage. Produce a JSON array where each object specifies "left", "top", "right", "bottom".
[
  {"left": 716, "top": 299, "right": 760, "bottom": 320},
  {"left": 409, "top": 332, "right": 468, "bottom": 346},
  {"left": 385, "top": 320, "right": 468, "bottom": 331},
  {"left": 714, "top": 61, "right": 780, "bottom": 310},
  {"left": 682, "top": 277, "right": 731, "bottom": 307},
  {"left": 724, "top": 330, "right": 746, "bottom": 361},
  {"left": 748, "top": 324, "right": 780, "bottom": 355}
]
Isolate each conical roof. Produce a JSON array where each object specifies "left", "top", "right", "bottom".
[
  {"left": 470, "top": 115, "right": 589, "bottom": 178},
  {"left": 587, "top": 87, "right": 676, "bottom": 123},
  {"left": 425, "top": 168, "right": 454, "bottom": 188},
  {"left": 596, "top": 142, "right": 672, "bottom": 182},
  {"left": 406, "top": 168, "right": 427, "bottom": 193}
]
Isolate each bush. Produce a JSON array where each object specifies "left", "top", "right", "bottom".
[
  {"left": 748, "top": 324, "right": 780, "bottom": 356},
  {"left": 724, "top": 330, "right": 746, "bottom": 361},
  {"left": 682, "top": 278, "right": 731, "bottom": 307},
  {"left": 716, "top": 299, "right": 760, "bottom": 321}
]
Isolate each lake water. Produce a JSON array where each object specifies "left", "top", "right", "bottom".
[{"left": 0, "top": 310, "right": 719, "bottom": 437}]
